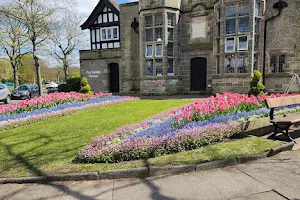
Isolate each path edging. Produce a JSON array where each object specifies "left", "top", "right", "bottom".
[{"left": 0, "top": 142, "right": 294, "bottom": 184}]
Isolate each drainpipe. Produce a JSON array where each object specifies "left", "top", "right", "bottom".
[{"left": 262, "top": 0, "right": 288, "bottom": 84}]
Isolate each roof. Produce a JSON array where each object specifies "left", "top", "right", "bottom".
[{"left": 81, "top": 0, "right": 120, "bottom": 30}]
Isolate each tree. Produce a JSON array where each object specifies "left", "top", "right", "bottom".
[
  {"left": 50, "top": 10, "right": 83, "bottom": 81},
  {"left": 0, "top": 59, "right": 13, "bottom": 82},
  {"left": 0, "top": 0, "right": 54, "bottom": 96},
  {"left": 0, "top": 13, "right": 28, "bottom": 88}
]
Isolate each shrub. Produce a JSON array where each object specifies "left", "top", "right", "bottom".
[
  {"left": 249, "top": 70, "right": 265, "bottom": 96},
  {"left": 80, "top": 77, "right": 92, "bottom": 94},
  {"left": 58, "top": 72, "right": 81, "bottom": 92}
]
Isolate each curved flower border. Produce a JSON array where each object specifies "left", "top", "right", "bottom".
[{"left": 0, "top": 96, "right": 139, "bottom": 130}]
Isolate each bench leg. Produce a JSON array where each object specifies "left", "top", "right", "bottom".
[
  {"left": 285, "top": 128, "right": 296, "bottom": 143},
  {"left": 270, "top": 124, "right": 278, "bottom": 138}
]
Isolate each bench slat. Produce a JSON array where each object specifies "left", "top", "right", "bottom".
[
  {"left": 266, "top": 95, "right": 300, "bottom": 108},
  {"left": 271, "top": 114, "right": 300, "bottom": 124}
]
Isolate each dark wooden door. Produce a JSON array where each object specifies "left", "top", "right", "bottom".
[
  {"left": 190, "top": 57, "right": 207, "bottom": 91},
  {"left": 109, "top": 63, "right": 120, "bottom": 92}
]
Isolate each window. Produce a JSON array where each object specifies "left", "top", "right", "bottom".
[
  {"left": 225, "top": 5, "right": 236, "bottom": 18},
  {"left": 155, "top": 28, "right": 163, "bottom": 41},
  {"left": 238, "top": 18, "right": 249, "bottom": 33},
  {"left": 225, "top": 3, "right": 249, "bottom": 35},
  {"left": 167, "top": 59, "right": 174, "bottom": 75},
  {"left": 254, "top": 53, "right": 258, "bottom": 70},
  {"left": 237, "top": 54, "right": 248, "bottom": 73},
  {"left": 113, "top": 27, "right": 118, "bottom": 39},
  {"left": 225, "top": 37, "right": 235, "bottom": 52},
  {"left": 155, "top": 44, "right": 163, "bottom": 57},
  {"left": 145, "top": 16, "right": 153, "bottom": 27},
  {"left": 270, "top": 54, "right": 286, "bottom": 73},
  {"left": 225, "top": 55, "right": 235, "bottom": 73},
  {"left": 255, "top": 19, "right": 260, "bottom": 33},
  {"left": 167, "top": 43, "right": 174, "bottom": 57},
  {"left": 155, "top": 59, "right": 163, "bottom": 75},
  {"left": 168, "top": 29, "right": 173, "bottom": 41},
  {"left": 279, "top": 55, "right": 286, "bottom": 73},
  {"left": 270, "top": 55, "right": 277, "bottom": 73},
  {"left": 167, "top": 13, "right": 175, "bottom": 26},
  {"left": 225, "top": 19, "right": 236, "bottom": 34},
  {"left": 146, "top": 29, "right": 153, "bottom": 42},
  {"left": 146, "top": 60, "right": 154, "bottom": 76},
  {"left": 254, "top": 35, "right": 259, "bottom": 51},
  {"left": 255, "top": 3, "right": 260, "bottom": 16},
  {"left": 239, "top": 3, "right": 250, "bottom": 16},
  {"left": 146, "top": 45, "right": 153, "bottom": 57},
  {"left": 154, "top": 15, "right": 163, "bottom": 26},
  {"left": 100, "top": 26, "right": 119, "bottom": 41},
  {"left": 238, "top": 36, "right": 248, "bottom": 51}
]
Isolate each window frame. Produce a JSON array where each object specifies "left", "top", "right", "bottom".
[
  {"left": 145, "top": 44, "right": 154, "bottom": 58},
  {"left": 100, "top": 26, "right": 119, "bottom": 41},
  {"left": 237, "top": 35, "right": 248, "bottom": 51},
  {"left": 155, "top": 43, "right": 163, "bottom": 57},
  {"left": 225, "top": 37, "right": 236, "bottom": 53}
]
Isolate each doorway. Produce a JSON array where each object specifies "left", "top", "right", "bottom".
[
  {"left": 109, "top": 63, "right": 120, "bottom": 92},
  {"left": 190, "top": 57, "right": 207, "bottom": 91}
]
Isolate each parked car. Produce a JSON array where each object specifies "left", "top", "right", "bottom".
[
  {"left": 5, "top": 82, "right": 14, "bottom": 87},
  {"left": 45, "top": 82, "right": 58, "bottom": 89},
  {"left": 11, "top": 85, "right": 39, "bottom": 100},
  {"left": 0, "top": 84, "right": 11, "bottom": 104}
]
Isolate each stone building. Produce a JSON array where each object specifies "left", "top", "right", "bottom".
[{"left": 79, "top": 0, "right": 300, "bottom": 95}]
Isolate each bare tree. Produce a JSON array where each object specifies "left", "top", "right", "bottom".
[
  {"left": 0, "top": 0, "right": 54, "bottom": 96},
  {"left": 0, "top": 14, "right": 28, "bottom": 88},
  {"left": 50, "top": 10, "right": 83, "bottom": 81}
]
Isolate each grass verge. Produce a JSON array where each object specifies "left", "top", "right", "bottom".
[{"left": 0, "top": 99, "right": 193, "bottom": 178}]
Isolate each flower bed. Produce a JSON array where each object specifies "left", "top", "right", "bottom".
[
  {"left": 0, "top": 92, "right": 111, "bottom": 116},
  {"left": 0, "top": 94, "right": 139, "bottom": 130},
  {"left": 77, "top": 92, "right": 300, "bottom": 164}
]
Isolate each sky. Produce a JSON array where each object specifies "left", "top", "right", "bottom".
[
  {"left": 0, "top": 0, "right": 137, "bottom": 68},
  {"left": 78, "top": 0, "right": 136, "bottom": 16}
]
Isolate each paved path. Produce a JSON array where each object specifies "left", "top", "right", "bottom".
[{"left": 1, "top": 150, "right": 300, "bottom": 200}]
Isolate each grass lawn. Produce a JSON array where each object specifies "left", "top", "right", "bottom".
[
  {"left": 0, "top": 99, "right": 193, "bottom": 178},
  {"left": 7, "top": 86, "right": 14, "bottom": 92},
  {"left": 0, "top": 99, "right": 282, "bottom": 178}
]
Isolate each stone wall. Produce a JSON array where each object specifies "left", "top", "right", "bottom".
[
  {"left": 140, "top": 76, "right": 182, "bottom": 95},
  {"left": 179, "top": 1, "right": 215, "bottom": 94},
  {"left": 212, "top": 75, "right": 251, "bottom": 94},
  {"left": 79, "top": 49, "right": 122, "bottom": 92},
  {"left": 264, "top": 0, "right": 300, "bottom": 91},
  {"left": 119, "top": 2, "right": 140, "bottom": 93}
]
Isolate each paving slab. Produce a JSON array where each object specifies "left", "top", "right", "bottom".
[
  {"left": 200, "top": 167, "right": 272, "bottom": 200},
  {"left": 113, "top": 173, "right": 226, "bottom": 200},
  {"left": 0, "top": 184, "right": 28, "bottom": 200},
  {"left": 60, "top": 180, "right": 113, "bottom": 200},
  {"left": 8, "top": 183, "right": 64, "bottom": 200},
  {"left": 231, "top": 191, "right": 287, "bottom": 200},
  {"left": 237, "top": 162, "right": 300, "bottom": 199}
]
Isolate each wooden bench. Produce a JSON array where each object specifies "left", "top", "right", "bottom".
[{"left": 266, "top": 95, "right": 300, "bottom": 142}]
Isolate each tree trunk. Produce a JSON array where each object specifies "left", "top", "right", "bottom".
[
  {"left": 13, "top": 67, "right": 19, "bottom": 88},
  {"left": 33, "top": 43, "right": 43, "bottom": 96},
  {"left": 63, "top": 56, "right": 69, "bottom": 82}
]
